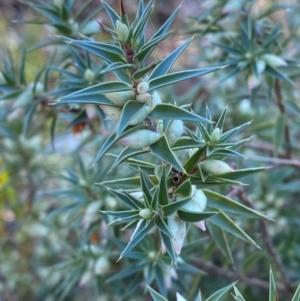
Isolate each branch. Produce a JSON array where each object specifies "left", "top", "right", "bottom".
[
  {"left": 235, "top": 188, "right": 293, "bottom": 292},
  {"left": 274, "top": 79, "right": 291, "bottom": 159}
]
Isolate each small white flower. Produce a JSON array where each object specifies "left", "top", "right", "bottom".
[{"left": 168, "top": 212, "right": 186, "bottom": 255}]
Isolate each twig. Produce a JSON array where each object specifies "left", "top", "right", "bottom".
[
  {"left": 274, "top": 79, "right": 291, "bottom": 159},
  {"left": 235, "top": 188, "right": 293, "bottom": 293},
  {"left": 193, "top": 258, "right": 286, "bottom": 292}
]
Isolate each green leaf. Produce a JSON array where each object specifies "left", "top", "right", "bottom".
[
  {"left": 291, "top": 284, "right": 300, "bottom": 301},
  {"left": 148, "top": 66, "right": 225, "bottom": 91},
  {"left": 107, "top": 189, "right": 143, "bottom": 210},
  {"left": 242, "top": 251, "right": 265, "bottom": 274},
  {"left": 23, "top": 103, "right": 38, "bottom": 137},
  {"left": 174, "top": 179, "right": 192, "bottom": 197},
  {"left": 150, "top": 135, "right": 185, "bottom": 172},
  {"left": 205, "top": 282, "right": 236, "bottom": 301},
  {"left": 159, "top": 230, "right": 177, "bottom": 264},
  {"left": 207, "top": 222, "right": 234, "bottom": 265},
  {"left": 148, "top": 104, "right": 210, "bottom": 123},
  {"left": 147, "top": 285, "right": 168, "bottom": 301},
  {"left": 172, "top": 137, "right": 204, "bottom": 150},
  {"left": 118, "top": 219, "right": 155, "bottom": 260},
  {"left": 102, "top": 0, "right": 120, "bottom": 26},
  {"left": 133, "top": 31, "right": 171, "bottom": 63},
  {"left": 273, "top": 115, "right": 285, "bottom": 157},
  {"left": 100, "top": 62, "right": 136, "bottom": 74},
  {"left": 177, "top": 210, "right": 216, "bottom": 223},
  {"left": 158, "top": 167, "right": 169, "bottom": 206},
  {"left": 184, "top": 144, "right": 207, "bottom": 173},
  {"left": 212, "top": 42, "right": 243, "bottom": 56},
  {"left": 140, "top": 169, "right": 153, "bottom": 208},
  {"left": 102, "top": 210, "right": 140, "bottom": 219},
  {"left": 269, "top": 267, "right": 278, "bottom": 301},
  {"left": 265, "top": 65, "right": 293, "bottom": 85},
  {"left": 209, "top": 148, "right": 246, "bottom": 159},
  {"left": 54, "top": 81, "right": 132, "bottom": 104},
  {"left": 161, "top": 196, "right": 191, "bottom": 217},
  {"left": 210, "top": 166, "right": 271, "bottom": 181},
  {"left": 116, "top": 101, "right": 146, "bottom": 135},
  {"left": 215, "top": 106, "right": 228, "bottom": 131},
  {"left": 149, "top": 38, "right": 193, "bottom": 80},
  {"left": 109, "top": 148, "right": 148, "bottom": 169},
  {"left": 155, "top": 215, "right": 172, "bottom": 238},
  {"left": 204, "top": 189, "right": 270, "bottom": 220},
  {"left": 60, "top": 36, "right": 126, "bottom": 62},
  {"left": 209, "top": 211, "right": 260, "bottom": 248},
  {"left": 233, "top": 286, "right": 246, "bottom": 301},
  {"left": 218, "top": 121, "right": 251, "bottom": 144}
]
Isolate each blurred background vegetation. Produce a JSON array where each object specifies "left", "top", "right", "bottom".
[{"left": 1, "top": 0, "right": 300, "bottom": 301}]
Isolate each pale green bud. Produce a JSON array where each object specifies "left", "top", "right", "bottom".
[
  {"left": 248, "top": 73, "right": 260, "bottom": 90},
  {"left": 79, "top": 270, "right": 93, "bottom": 286},
  {"left": 182, "top": 187, "right": 207, "bottom": 212},
  {"left": 68, "top": 18, "right": 79, "bottom": 35},
  {"left": 262, "top": 54, "right": 287, "bottom": 68},
  {"left": 100, "top": 105, "right": 122, "bottom": 121},
  {"left": 137, "top": 82, "right": 149, "bottom": 94},
  {"left": 200, "top": 159, "right": 233, "bottom": 175},
  {"left": 84, "top": 68, "right": 96, "bottom": 82},
  {"left": 94, "top": 256, "right": 110, "bottom": 275},
  {"left": 128, "top": 105, "right": 151, "bottom": 125},
  {"left": 139, "top": 208, "right": 151, "bottom": 219},
  {"left": 14, "top": 90, "right": 33, "bottom": 107},
  {"left": 150, "top": 91, "right": 162, "bottom": 108},
  {"left": 211, "top": 127, "right": 221, "bottom": 142},
  {"left": 120, "top": 129, "right": 160, "bottom": 149},
  {"left": 256, "top": 59, "right": 266, "bottom": 74},
  {"left": 104, "top": 90, "right": 135, "bottom": 106},
  {"left": 81, "top": 20, "right": 101, "bottom": 35},
  {"left": 165, "top": 119, "right": 183, "bottom": 146},
  {"left": 136, "top": 93, "right": 151, "bottom": 103},
  {"left": 116, "top": 20, "right": 129, "bottom": 42}
]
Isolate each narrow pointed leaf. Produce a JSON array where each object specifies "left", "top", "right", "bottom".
[
  {"left": 210, "top": 166, "right": 271, "bottom": 181},
  {"left": 147, "top": 286, "right": 169, "bottom": 301},
  {"left": 159, "top": 231, "right": 177, "bottom": 264},
  {"left": 162, "top": 196, "right": 192, "bottom": 217},
  {"left": 102, "top": 210, "right": 140, "bottom": 218},
  {"left": 205, "top": 282, "right": 236, "bottom": 301},
  {"left": 149, "top": 67, "right": 224, "bottom": 91},
  {"left": 101, "top": 1, "right": 120, "bottom": 26},
  {"left": 291, "top": 284, "right": 300, "bottom": 301},
  {"left": 155, "top": 215, "right": 173, "bottom": 237},
  {"left": 209, "top": 211, "right": 260, "bottom": 248},
  {"left": 184, "top": 144, "right": 207, "bottom": 173},
  {"left": 119, "top": 219, "right": 155, "bottom": 260},
  {"left": 148, "top": 104, "right": 211, "bottom": 123},
  {"left": 54, "top": 81, "right": 132, "bottom": 104},
  {"left": 177, "top": 210, "right": 216, "bottom": 223},
  {"left": 149, "top": 38, "right": 193, "bottom": 80},
  {"left": 107, "top": 189, "right": 143, "bottom": 209},
  {"left": 203, "top": 189, "right": 270, "bottom": 220},
  {"left": 110, "top": 148, "right": 148, "bottom": 169},
  {"left": 158, "top": 167, "right": 169, "bottom": 206},
  {"left": 218, "top": 121, "right": 251, "bottom": 144},
  {"left": 117, "top": 101, "right": 146, "bottom": 135},
  {"left": 208, "top": 222, "right": 234, "bottom": 264},
  {"left": 269, "top": 267, "right": 278, "bottom": 301},
  {"left": 150, "top": 135, "right": 185, "bottom": 172}
]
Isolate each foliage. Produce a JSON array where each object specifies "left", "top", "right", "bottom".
[{"left": 1, "top": 0, "right": 300, "bottom": 300}]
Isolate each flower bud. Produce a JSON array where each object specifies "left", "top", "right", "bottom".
[
  {"left": 168, "top": 212, "right": 186, "bottom": 255},
  {"left": 128, "top": 105, "right": 150, "bottom": 125},
  {"left": 81, "top": 20, "right": 101, "bottom": 35},
  {"left": 82, "top": 201, "right": 102, "bottom": 228},
  {"left": 137, "top": 82, "right": 149, "bottom": 94},
  {"left": 182, "top": 187, "right": 207, "bottom": 213},
  {"left": 139, "top": 208, "right": 151, "bottom": 219},
  {"left": 200, "top": 159, "right": 233, "bottom": 175},
  {"left": 53, "top": 0, "right": 64, "bottom": 9},
  {"left": 136, "top": 93, "right": 151, "bottom": 103},
  {"left": 211, "top": 127, "right": 221, "bottom": 142},
  {"left": 247, "top": 73, "right": 260, "bottom": 90},
  {"left": 120, "top": 129, "right": 160, "bottom": 149},
  {"left": 100, "top": 105, "right": 122, "bottom": 121},
  {"left": 94, "top": 256, "right": 110, "bottom": 275},
  {"left": 79, "top": 270, "right": 93, "bottom": 286},
  {"left": 150, "top": 91, "right": 162, "bottom": 108},
  {"left": 262, "top": 54, "right": 287, "bottom": 68},
  {"left": 116, "top": 20, "right": 129, "bottom": 42},
  {"left": 256, "top": 59, "right": 266, "bottom": 74},
  {"left": 165, "top": 120, "right": 183, "bottom": 146},
  {"left": 84, "top": 68, "right": 96, "bottom": 82},
  {"left": 104, "top": 90, "right": 135, "bottom": 106}
]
